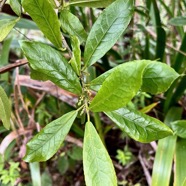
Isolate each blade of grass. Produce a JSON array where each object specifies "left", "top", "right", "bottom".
[
  {"left": 151, "top": 0, "right": 166, "bottom": 61},
  {"left": 152, "top": 107, "right": 182, "bottom": 186},
  {"left": 164, "top": 33, "right": 186, "bottom": 112},
  {"left": 29, "top": 162, "right": 41, "bottom": 186},
  {"left": 175, "top": 138, "right": 186, "bottom": 186}
]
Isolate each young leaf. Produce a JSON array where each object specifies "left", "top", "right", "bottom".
[
  {"left": 69, "top": 36, "right": 81, "bottom": 75},
  {"left": 0, "top": 18, "right": 19, "bottom": 42},
  {"left": 0, "top": 86, "right": 11, "bottom": 130},
  {"left": 84, "top": 0, "right": 133, "bottom": 67},
  {"left": 22, "top": 0, "right": 62, "bottom": 48},
  {"left": 69, "top": 0, "right": 116, "bottom": 7},
  {"left": 141, "top": 62, "right": 179, "bottom": 94},
  {"left": 23, "top": 111, "right": 77, "bottom": 162},
  {"left": 83, "top": 122, "right": 117, "bottom": 186},
  {"left": 9, "top": 0, "right": 21, "bottom": 16},
  {"left": 170, "top": 120, "right": 186, "bottom": 138},
  {"left": 59, "top": 10, "right": 87, "bottom": 43},
  {"left": 105, "top": 107, "right": 173, "bottom": 143},
  {"left": 20, "top": 41, "right": 82, "bottom": 95},
  {"left": 89, "top": 61, "right": 148, "bottom": 112}
]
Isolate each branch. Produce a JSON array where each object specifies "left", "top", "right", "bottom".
[{"left": 0, "top": 59, "right": 28, "bottom": 74}]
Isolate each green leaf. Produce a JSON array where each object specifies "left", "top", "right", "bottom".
[
  {"left": 84, "top": 0, "right": 133, "bottom": 67},
  {"left": 69, "top": 36, "right": 81, "bottom": 76},
  {"left": 0, "top": 86, "right": 11, "bottom": 130},
  {"left": 59, "top": 10, "right": 87, "bottom": 43},
  {"left": 69, "top": 0, "right": 116, "bottom": 7},
  {"left": 90, "top": 60, "right": 179, "bottom": 93},
  {"left": 141, "top": 62, "right": 179, "bottom": 94},
  {"left": 23, "top": 111, "right": 77, "bottom": 162},
  {"left": 105, "top": 107, "right": 173, "bottom": 143},
  {"left": 170, "top": 120, "right": 186, "bottom": 138},
  {"left": 9, "top": 0, "right": 21, "bottom": 16},
  {"left": 20, "top": 41, "right": 82, "bottom": 95},
  {"left": 90, "top": 60, "right": 149, "bottom": 91},
  {"left": 89, "top": 61, "right": 147, "bottom": 112},
  {"left": 83, "top": 122, "right": 117, "bottom": 186},
  {"left": 169, "top": 16, "right": 186, "bottom": 26},
  {"left": 0, "top": 18, "right": 19, "bottom": 42},
  {"left": 22, "top": 0, "right": 62, "bottom": 48}
]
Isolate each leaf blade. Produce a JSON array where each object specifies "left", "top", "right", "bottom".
[
  {"left": 69, "top": 36, "right": 81, "bottom": 75},
  {"left": 20, "top": 41, "right": 82, "bottom": 95},
  {"left": 83, "top": 122, "right": 117, "bottom": 186},
  {"left": 141, "top": 62, "right": 179, "bottom": 94},
  {"left": 89, "top": 61, "right": 147, "bottom": 112},
  {"left": 170, "top": 120, "right": 186, "bottom": 138},
  {"left": 22, "top": 0, "right": 62, "bottom": 48},
  {"left": 60, "top": 10, "right": 87, "bottom": 43},
  {"left": 23, "top": 111, "right": 77, "bottom": 162},
  {"left": 0, "top": 18, "right": 19, "bottom": 42},
  {"left": 0, "top": 86, "right": 11, "bottom": 130},
  {"left": 69, "top": 0, "right": 116, "bottom": 7},
  {"left": 84, "top": 0, "right": 133, "bottom": 67},
  {"left": 105, "top": 107, "right": 173, "bottom": 143}
]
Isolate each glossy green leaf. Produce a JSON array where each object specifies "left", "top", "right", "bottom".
[
  {"left": 141, "top": 62, "right": 179, "bottom": 94},
  {"left": 22, "top": 0, "right": 62, "bottom": 48},
  {"left": 175, "top": 139, "right": 186, "bottom": 186},
  {"left": 0, "top": 18, "right": 19, "bottom": 42},
  {"left": 90, "top": 60, "right": 150, "bottom": 91},
  {"left": 169, "top": 16, "right": 186, "bottom": 26},
  {"left": 20, "top": 41, "right": 82, "bottom": 95},
  {"left": 105, "top": 107, "right": 173, "bottom": 143},
  {"left": 0, "top": 86, "right": 11, "bottom": 130},
  {"left": 170, "top": 120, "right": 186, "bottom": 138},
  {"left": 9, "top": 0, "right": 21, "bottom": 16},
  {"left": 69, "top": 36, "right": 81, "bottom": 75},
  {"left": 60, "top": 10, "right": 87, "bottom": 43},
  {"left": 69, "top": 0, "right": 116, "bottom": 7},
  {"left": 84, "top": 0, "right": 133, "bottom": 67},
  {"left": 83, "top": 122, "right": 117, "bottom": 186},
  {"left": 23, "top": 111, "right": 77, "bottom": 162},
  {"left": 89, "top": 61, "right": 147, "bottom": 112}
]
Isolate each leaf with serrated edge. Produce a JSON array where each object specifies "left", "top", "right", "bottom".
[
  {"left": 69, "top": 0, "right": 116, "bottom": 7},
  {"left": 60, "top": 10, "right": 87, "bottom": 43},
  {"left": 171, "top": 120, "right": 186, "bottom": 139},
  {"left": 22, "top": 0, "right": 62, "bottom": 48},
  {"left": 0, "top": 18, "right": 20, "bottom": 42},
  {"left": 0, "top": 86, "right": 11, "bottom": 130},
  {"left": 20, "top": 41, "right": 82, "bottom": 95},
  {"left": 89, "top": 61, "right": 148, "bottom": 112},
  {"left": 83, "top": 122, "right": 117, "bottom": 186},
  {"left": 105, "top": 107, "right": 173, "bottom": 143},
  {"left": 69, "top": 36, "right": 81, "bottom": 75},
  {"left": 84, "top": 0, "right": 133, "bottom": 67},
  {"left": 141, "top": 62, "right": 179, "bottom": 94},
  {"left": 24, "top": 111, "right": 77, "bottom": 162}
]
